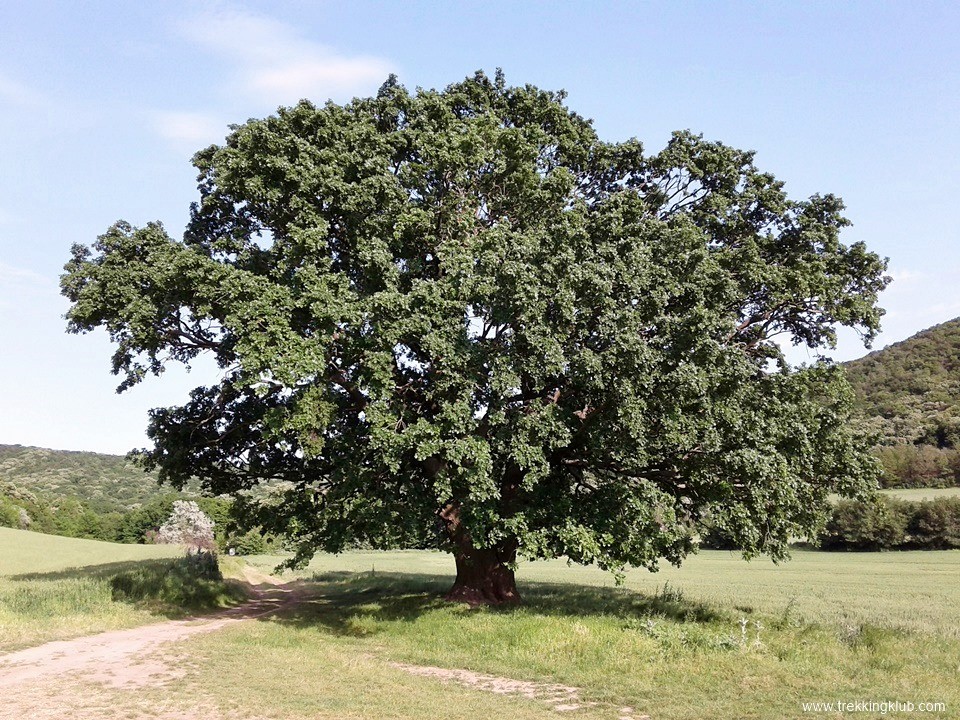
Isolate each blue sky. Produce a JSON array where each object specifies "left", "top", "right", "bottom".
[{"left": 1, "top": 1, "right": 958, "bottom": 454}]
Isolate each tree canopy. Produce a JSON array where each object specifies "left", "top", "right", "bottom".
[{"left": 62, "top": 71, "right": 889, "bottom": 603}]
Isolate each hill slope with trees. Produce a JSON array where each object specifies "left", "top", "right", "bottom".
[
  {"left": 0, "top": 444, "right": 171, "bottom": 513},
  {"left": 844, "top": 318, "right": 960, "bottom": 445},
  {"left": 843, "top": 318, "right": 960, "bottom": 487},
  {"left": 0, "top": 445, "right": 275, "bottom": 552}
]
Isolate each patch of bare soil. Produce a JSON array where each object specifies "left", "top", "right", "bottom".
[
  {"left": 0, "top": 581, "right": 303, "bottom": 720},
  {"left": 390, "top": 661, "right": 651, "bottom": 719}
]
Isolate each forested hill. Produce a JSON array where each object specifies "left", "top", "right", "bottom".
[
  {"left": 0, "top": 444, "right": 174, "bottom": 513},
  {"left": 844, "top": 318, "right": 960, "bottom": 447}
]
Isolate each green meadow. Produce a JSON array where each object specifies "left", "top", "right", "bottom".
[
  {"left": 2, "top": 529, "right": 957, "bottom": 718},
  {"left": 880, "top": 487, "right": 960, "bottom": 501},
  {"left": 161, "top": 549, "right": 958, "bottom": 719},
  {"left": 0, "top": 527, "right": 242, "bottom": 651},
  {"left": 247, "top": 547, "right": 960, "bottom": 637}
]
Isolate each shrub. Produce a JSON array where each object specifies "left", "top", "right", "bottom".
[
  {"left": 905, "top": 498, "right": 960, "bottom": 549},
  {"left": 116, "top": 495, "right": 178, "bottom": 543},
  {"left": 109, "top": 555, "right": 237, "bottom": 611},
  {"left": 226, "top": 529, "right": 271, "bottom": 555},
  {"left": 820, "top": 498, "right": 908, "bottom": 550},
  {"left": 0, "top": 497, "right": 20, "bottom": 528},
  {"left": 820, "top": 496, "right": 960, "bottom": 550},
  {"left": 157, "top": 501, "right": 216, "bottom": 552}
]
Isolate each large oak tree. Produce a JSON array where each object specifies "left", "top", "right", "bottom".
[{"left": 63, "top": 72, "right": 888, "bottom": 604}]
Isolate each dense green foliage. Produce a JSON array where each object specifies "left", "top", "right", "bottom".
[
  {"left": 0, "top": 443, "right": 180, "bottom": 513},
  {"left": 61, "top": 71, "right": 889, "bottom": 598},
  {"left": 874, "top": 443, "right": 960, "bottom": 488},
  {"left": 0, "top": 481, "right": 278, "bottom": 554},
  {"left": 0, "top": 479, "right": 118, "bottom": 540},
  {"left": 841, "top": 319, "right": 960, "bottom": 488},
  {"left": 820, "top": 496, "right": 960, "bottom": 550},
  {"left": 845, "top": 318, "right": 960, "bottom": 446}
]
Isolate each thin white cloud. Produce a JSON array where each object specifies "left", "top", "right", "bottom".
[
  {"left": 153, "top": 111, "right": 227, "bottom": 147},
  {"left": 179, "top": 8, "right": 394, "bottom": 106},
  {"left": 886, "top": 268, "right": 925, "bottom": 285},
  {"left": 0, "top": 71, "right": 45, "bottom": 108},
  {"left": 0, "top": 262, "right": 46, "bottom": 285},
  {"left": 0, "top": 262, "right": 52, "bottom": 312}
]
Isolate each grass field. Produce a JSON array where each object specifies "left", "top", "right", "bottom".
[
  {"left": 3, "top": 531, "right": 958, "bottom": 718},
  {"left": 0, "top": 526, "right": 180, "bottom": 576},
  {"left": 150, "top": 548, "right": 955, "bottom": 720},
  {"left": 244, "top": 548, "right": 960, "bottom": 637},
  {"left": 0, "top": 527, "right": 243, "bottom": 651},
  {"left": 879, "top": 487, "right": 960, "bottom": 501}
]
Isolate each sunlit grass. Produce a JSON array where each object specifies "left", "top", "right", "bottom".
[
  {"left": 0, "top": 527, "right": 243, "bottom": 651},
  {"left": 880, "top": 487, "right": 960, "bottom": 501},
  {"left": 167, "top": 549, "right": 958, "bottom": 719},
  {"left": 160, "top": 566, "right": 959, "bottom": 719},
  {"left": 246, "top": 547, "right": 960, "bottom": 637},
  {"left": 4, "top": 533, "right": 957, "bottom": 718},
  {"left": 0, "top": 526, "right": 180, "bottom": 576}
]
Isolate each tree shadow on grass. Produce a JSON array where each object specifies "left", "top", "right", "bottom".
[
  {"left": 272, "top": 569, "right": 723, "bottom": 637},
  {"left": 8, "top": 558, "right": 247, "bottom": 618},
  {"left": 11, "top": 559, "right": 176, "bottom": 583},
  {"left": 6, "top": 563, "right": 722, "bottom": 629}
]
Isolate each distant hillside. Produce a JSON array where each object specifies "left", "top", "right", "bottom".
[
  {"left": 844, "top": 318, "right": 960, "bottom": 447},
  {"left": 0, "top": 444, "right": 177, "bottom": 513}
]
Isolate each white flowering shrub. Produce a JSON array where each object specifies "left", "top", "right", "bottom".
[{"left": 157, "top": 500, "right": 216, "bottom": 553}]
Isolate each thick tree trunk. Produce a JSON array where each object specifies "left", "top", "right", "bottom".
[
  {"left": 445, "top": 544, "right": 521, "bottom": 606},
  {"left": 438, "top": 499, "right": 521, "bottom": 606}
]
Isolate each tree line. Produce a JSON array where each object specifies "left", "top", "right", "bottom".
[
  {"left": 876, "top": 444, "right": 960, "bottom": 489},
  {"left": 0, "top": 484, "right": 278, "bottom": 554},
  {"left": 701, "top": 495, "right": 960, "bottom": 551}
]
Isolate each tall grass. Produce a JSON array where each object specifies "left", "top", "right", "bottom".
[{"left": 0, "top": 528, "right": 244, "bottom": 651}]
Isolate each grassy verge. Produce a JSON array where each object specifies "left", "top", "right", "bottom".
[{"left": 0, "top": 527, "right": 246, "bottom": 651}]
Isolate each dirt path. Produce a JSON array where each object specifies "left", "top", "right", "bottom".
[
  {"left": 1, "top": 575, "right": 648, "bottom": 720},
  {"left": 0, "top": 580, "right": 300, "bottom": 693}
]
